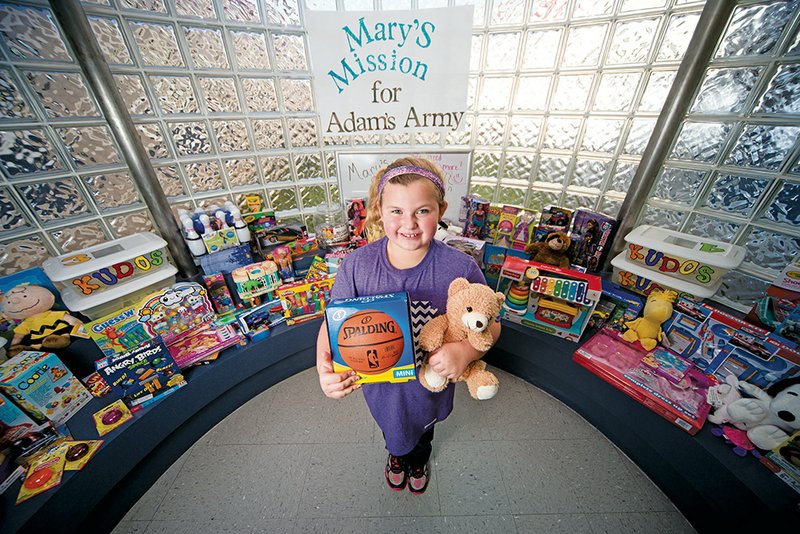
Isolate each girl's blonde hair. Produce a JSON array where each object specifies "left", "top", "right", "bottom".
[{"left": 365, "top": 156, "right": 447, "bottom": 242}]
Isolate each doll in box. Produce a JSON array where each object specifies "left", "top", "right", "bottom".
[{"left": 1, "top": 285, "right": 83, "bottom": 357}]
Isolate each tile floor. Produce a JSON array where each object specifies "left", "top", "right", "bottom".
[{"left": 112, "top": 367, "right": 696, "bottom": 534}]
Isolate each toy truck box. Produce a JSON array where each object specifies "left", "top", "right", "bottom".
[{"left": 325, "top": 292, "right": 416, "bottom": 384}]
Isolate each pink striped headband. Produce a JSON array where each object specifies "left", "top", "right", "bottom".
[{"left": 377, "top": 165, "right": 445, "bottom": 197}]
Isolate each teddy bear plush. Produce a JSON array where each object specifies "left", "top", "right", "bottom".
[
  {"left": 707, "top": 376, "right": 800, "bottom": 450},
  {"left": 417, "top": 278, "right": 504, "bottom": 400},
  {"left": 524, "top": 232, "right": 571, "bottom": 268}
]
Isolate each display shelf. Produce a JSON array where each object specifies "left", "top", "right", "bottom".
[{"left": 0, "top": 319, "right": 797, "bottom": 533}]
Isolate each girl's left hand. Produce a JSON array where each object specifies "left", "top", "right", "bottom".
[{"left": 426, "top": 340, "right": 481, "bottom": 380}]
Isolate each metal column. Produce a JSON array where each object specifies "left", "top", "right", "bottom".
[
  {"left": 49, "top": 0, "right": 197, "bottom": 278},
  {"left": 605, "top": 0, "right": 737, "bottom": 267}
]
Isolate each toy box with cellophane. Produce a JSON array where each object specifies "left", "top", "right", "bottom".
[
  {"left": 573, "top": 328, "right": 714, "bottom": 434},
  {"left": 41, "top": 233, "right": 177, "bottom": 320},
  {"left": 276, "top": 275, "right": 335, "bottom": 325}
]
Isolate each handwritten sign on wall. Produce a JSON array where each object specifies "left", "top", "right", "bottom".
[{"left": 336, "top": 151, "right": 471, "bottom": 222}]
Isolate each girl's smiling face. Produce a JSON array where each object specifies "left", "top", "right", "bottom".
[{"left": 379, "top": 179, "right": 446, "bottom": 268}]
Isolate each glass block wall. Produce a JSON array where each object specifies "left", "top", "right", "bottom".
[
  {"left": 640, "top": 0, "right": 800, "bottom": 309},
  {"left": 0, "top": 0, "right": 797, "bottom": 311}
]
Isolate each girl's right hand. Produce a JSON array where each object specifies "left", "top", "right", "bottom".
[{"left": 317, "top": 350, "right": 361, "bottom": 399}]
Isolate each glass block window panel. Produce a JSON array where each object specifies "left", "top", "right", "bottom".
[
  {"left": 652, "top": 167, "right": 706, "bottom": 204},
  {"left": 114, "top": 75, "right": 152, "bottom": 115},
  {"left": 0, "top": 70, "right": 31, "bottom": 118},
  {"left": 514, "top": 76, "right": 550, "bottom": 110},
  {"left": 136, "top": 123, "right": 169, "bottom": 159},
  {"left": 571, "top": 159, "right": 609, "bottom": 190},
  {"left": 620, "top": 0, "right": 667, "bottom": 12},
  {"left": 287, "top": 118, "right": 317, "bottom": 148},
  {"left": 522, "top": 30, "right": 561, "bottom": 69},
  {"left": 184, "top": 160, "right": 223, "bottom": 192},
  {"left": 89, "top": 17, "right": 133, "bottom": 65},
  {"left": 563, "top": 24, "right": 607, "bottom": 68},
  {"left": 503, "top": 153, "right": 535, "bottom": 181},
  {"left": 0, "top": 187, "right": 27, "bottom": 231},
  {"left": 470, "top": 34, "right": 483, "bottom": 72},
  {"left": 563, "top": 192, "right": 598, "bottom": 210},
  {"left": 670, "top": 122, "right": 731, "bottom": 163},
  {"left": 593, "top": 72, "right": 641, "bottom": 112},
  {"left": 715, "top": 2, "right": 793, "bottom": 58},
  {"left": 119, "top": 0, "right": 166, "bottom": 12},
  {"left": 108, "top": 210, "right": 154, "bottom": 237},
  {"left": 231, "top": 31, "right": 270, "bottom": 70},
  {"left": 526, "top": 188, "right": 561, "bottom": 212},
  {"left": 268, "top": 186, "right": 298, "bottom": 211},
  {"left": 293, "top": 153, "right": 322, "bottom": 180},
  {"left": 536, "top": 156, "right": 569, "bottom": 184},
  {"left": 497, "top": 184, "right": 526, "bottom": 205},
  {"left": 253, "top": 119, "right": 285, "bottom": 149},
  {"left": 638, "top": 70, "right": 676, "bottom": 112},
  {"left": 281, "top": 79, "right": 313, "bottom": 112},
  {"left": 688, "top": 214, "right": 741, "bottom": 242},
  {"left": 656, "top": 13, "right": 700, "bottom": 62},
  {"left": 224, "top": 158, "right": 258, "bottom": 188},
  {"left": 155, "top": 166, "right": 185, "bottom": 197},
  {"left": 212, "top": 120, "right": 250, "bottom": 152},
  {"left": 261, "top": 155, "right": 291, "bottom": 183},
  {"left": 473, "top": 151, "right": 499, "bottom": 179},
  {"left": 542, "top": 117, "right": 581, "bottom": 150},
  {"left": 551, "top": 74, "right": 593, "bottom": 111},
  {"left": 763, "top": 180, "right": 800, "bottom": 226},
  {"left": 479, "top": 77, "right": 514, "bottom": 111},
  {"left": 18, "top": 179, "right": 90, "bottom": 222},
  {"left": 0, "top": 5, "right": 71, "bottom": 62},
  {"left": 608, "top": 18, "right": 660, "bottom": 65},
  {"left": 25, "top": 72, "right": 99, "bottom": 118},
  {"left": 470, "top": 183, "right": 495, "bottom": 201},
  {"left": 581, "top": 119, "right": 623, "bottom": 153},
  {"left": 726, "top": 125, "right": 799, "bottom": 170},
  {"left": 704, "top": 174, "right": 769, "bottom": 217},
  {"left": 128, "top": 21, "right": 184, "bottom": 67},
  {"left": 300, "top": 184, "right": 326, "bottom": 208},
  {"left": 599, "top": 195, "right": 622, "bottom": 217},
  {"left": 641, "top": 205, "right": 685, "bottom": 230},
  {"left": 0, "top": 129, "right": 62, "bottom": 176},
  {"left": 223, "top": 0, "right": 259, "bottom": 22},
  {"left": 58, "top": 126, "right": 121, "bottom": 167},
  {"left": 242, "top": 78, "right": 278, "bottom": 112},
  {"left": 151, "top": 76, "right": 198, "bottom": 114},
  {"left": 170, "top": 121, "right": 212, "bottom": 156},
  {"left": 756, "top": 64, "right": 800, "bottom": 114},
  {"left": 609, "top": 162, "right": 636, "bottom": 193},
  {"left": 175, "top": 0, "right": 217, "bottom": 19},
  {"left": 272, "top": 33, "right": 307, "bottom": 71},
  {"left": 199, "top": 77, "right": 240, "bottom": 113},
  {"left": 83, "top": 172, "right": 140, "bottom": 210},
  {"left": 573, "top": 0, "right": 614, "bottom": 19},
  {"left": 490, "top": 0, "right": 525, "bottom": 25},
  {"left": 0, "top": 236, "right": 51, "bottom": 276},
  {"left": 507, "top": 116, "right": 542, "bottom": 148},
  {"left": 183, "top": 27, "right": 229, "bottom": 69},
  {"left": 50, "top": 222, "right": 107, "bottom": 252},
  {"left": 485, "top": 33, "right": 520, "bottom": 71},
  {"left": 744, "top": 228, "right": 800, "bottom": 271},
  {"left": 475, "top": 116, "right": 506, "bottom": 146},
  {"left": 265, "top": 0, "right": 301, "bottom": 25},
  {"left": 691, "top": 67, "right": 762, "bottom": 114}
]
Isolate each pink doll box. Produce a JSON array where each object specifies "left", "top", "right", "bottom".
[{"left": 574, "top": 328, "right": 713, "bottom": 435}]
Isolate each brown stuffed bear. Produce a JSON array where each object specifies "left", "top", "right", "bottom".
[
  {"left": 417, "top": 278, "right": 503, "bottom": 400},
  {"left": 525, "top": 231, "right": 571, "bottom": 269}
]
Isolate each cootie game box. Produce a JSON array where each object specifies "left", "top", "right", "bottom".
[{"left": 325, "top": 292, "right": 416, "bottom": 384}]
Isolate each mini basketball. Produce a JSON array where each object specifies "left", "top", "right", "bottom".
[{"left": 336, "top": 310, "right": 404, "bottom": 374}]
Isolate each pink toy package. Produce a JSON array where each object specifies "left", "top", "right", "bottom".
[{"left": 574, "top": 328, "right": 714, "bottom": 434}]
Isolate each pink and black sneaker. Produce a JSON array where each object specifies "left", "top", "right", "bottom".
[
  {"left": 385, "top": 454, "right": 406, "bottom": 491},
  {"left": 407, "top": 462, "right": 430, "bottom": 495}
]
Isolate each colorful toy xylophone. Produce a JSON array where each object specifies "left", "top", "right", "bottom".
[{"left": 531, "top": 276, "right": 592, "bottom": 305}]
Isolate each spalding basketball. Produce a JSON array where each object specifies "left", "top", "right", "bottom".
[{"left": 336, "top": 310, "right": 404, "bottom": 374}]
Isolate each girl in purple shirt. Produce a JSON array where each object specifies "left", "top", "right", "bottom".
[{"left": 316, "top": 157, "right": 501, "bottom": 495}]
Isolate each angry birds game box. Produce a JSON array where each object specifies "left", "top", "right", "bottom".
[{"left": 325, "top": 293, "right": 416, "bottom": 384}]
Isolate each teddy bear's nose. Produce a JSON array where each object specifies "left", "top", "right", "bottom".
[
  {"left": 476, "top": 320, "right": 483, "bottom": 329},
  {"left": 778, "top": 410, "right": 795, "bottom": 422}
]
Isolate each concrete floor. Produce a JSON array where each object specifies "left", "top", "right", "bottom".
[{"left": 112, "top": 366, "right": 695, "bottom": 533}]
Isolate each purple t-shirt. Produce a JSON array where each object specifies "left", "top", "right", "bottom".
[{"left": 330, "top": 237, "right": 486, "bottom": 456}]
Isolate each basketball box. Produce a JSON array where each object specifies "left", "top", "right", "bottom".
[{"left": 325, "top": 292, "right": 416, "bottom": 384}]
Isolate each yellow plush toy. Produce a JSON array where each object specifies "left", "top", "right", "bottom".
[
  {"left": 417, "top": 278, "right": 504, "bottom": 400},
  {"left": 622, "top": 289, "right": 677, "bottom": 351}
]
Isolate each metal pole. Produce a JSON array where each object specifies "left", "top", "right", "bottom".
[
  {"left": 49, "top": 0, "right": 197, "bottom": 278},
  {"left": 605, "top": 0, "right": 737, "bottom": 268}
]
